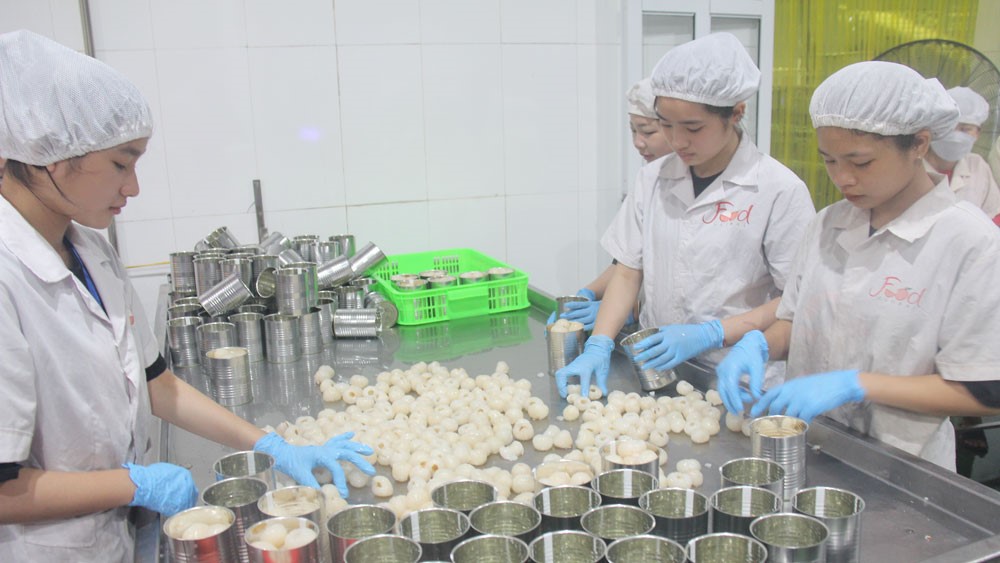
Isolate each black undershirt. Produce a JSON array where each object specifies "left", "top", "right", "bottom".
[{"left": 691, "top": 168, "right": 723, "bottom": 199}]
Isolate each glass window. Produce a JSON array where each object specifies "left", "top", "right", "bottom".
[{"left": 642, "top": 14, "right": 695, "bottom": 76}]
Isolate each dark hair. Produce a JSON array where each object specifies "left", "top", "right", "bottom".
[
  {"left": 702, "top": 104, "right": 736, "bottom": 119},
  {"left": 849, "top": 130, "right": 918, "bottom": 152},
  {"left": 2, "top": 158, "right": 83, "bottom": 190},
  {"left": 2, "top": 160, "right": 39, "bottom": 189}
]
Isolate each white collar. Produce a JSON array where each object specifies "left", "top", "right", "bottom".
[
  {"left": 0, "top": 196, "right": 71, "bottom": 284},
  {"left": 832, "top": 174, "right": 955, "bottom": 249}
]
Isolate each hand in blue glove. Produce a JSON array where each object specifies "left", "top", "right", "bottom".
[
  {"left": 554, "top": 335, "right": 614, "bottom": 398},
  {"left": 633, "top": 320, "right": 724, "bottom": 372},
  {"left": 751, "top": 369, "right": 864, "bottom": 422},
  {"left": 561, "top": 288, "right": 599, "bottom": 331},
  {"left": 255, "top": 431, "right": 376, "bottom": 498},
  {"left": 124, "top": 462, "right": 198, "bottom": 517},
  {"left": 715, "top": 330, "right": 769, "bottom": 415}
]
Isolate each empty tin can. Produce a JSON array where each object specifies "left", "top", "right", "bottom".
[
  {"left": 619, "top": 327, "right": 676, "bottom": 392},
  {"left": 605, "top": 534, "right": 685, "bottom": 563},
  {"left": 451, "top": 534, "right": 528, "bottom": 563},
  {"left": 329, "top": 234, "right": 356, "bottom": 258},
  {"left": 750, "top": 512, "right": 829, "bottom": 563},
  {"left": 430, "top": 480, "right": 497, "bottom": 515},
  {"left": 343, "top": 534, "right": 420, "bottom": 563},
  {"left": 528, "top": 530, "right": 606, "bottom": 563},
  {"left": 349, "top": 241, "right": 386, "bottom": 277},
  {"left": 687, "top": 533, "right": 768, "bottom": 563},
  {"left": 580, "top": 504, "right": 655, "bottom": 544},
  {"left": 793, "top": 486, "right": 864, "bottom": 563},
  {"left": 326, "top": 504, "right": 397, "bottom": 563},
  {"left": 469, "top": 501, "right": 542, "bottom": 545},
  {"left": 399, "top": 508, "right": 469, "bottom": 561},
  {"left": 170, "top": 251, "right": 198, "bottom": 293},
  {"left": 638, "top": 488, "right": 709, "bottom": 546}
]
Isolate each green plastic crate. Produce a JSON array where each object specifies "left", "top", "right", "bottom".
[{"left": 368, "top": 248, "right": 530, "bottom": 325}]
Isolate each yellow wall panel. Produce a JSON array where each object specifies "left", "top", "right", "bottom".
[{"left": 773, "top": 0, "right": 979, "bottom": 209}]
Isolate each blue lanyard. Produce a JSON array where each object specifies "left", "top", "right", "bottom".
[{"left": 66, "top": 239, "right": 105, "bottom": 312}]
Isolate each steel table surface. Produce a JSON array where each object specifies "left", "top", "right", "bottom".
[{"left": 148, "top": 287, "right": 1000, "bottom": 562}]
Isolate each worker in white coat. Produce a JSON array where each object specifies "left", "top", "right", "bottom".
[
  {"left": 554, "top": 78, "right": 673, "bottom": 329},
  {"left": 555, "top": 33, "right": 816, "bottom": 397},
  {"left": 0, "top": 31, "right": 374, "bottom": 562},
  {"left": 716, "top": 61, "right": 1000, "bottom": 470},
  {"left": 923, "top": 86, "right": 1000, "bottom": 218}
]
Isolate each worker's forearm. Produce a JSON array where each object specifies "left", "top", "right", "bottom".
[
  {"left": 0, "top": 467, "right": 134, "bottom": 524},
  {"left": 584, "top": 264, "right": 617, "bottom": 299},
  {"left": 760, "top": 319, "right": 793, "bottom": 361},
  {"left": 719, "top": 297, "right": 780, "bottom": 346},
  {"left": 592, "top": 264, "right": 642, "bottom": 339},
  {"left": 861, "top": 373, "right": 1000, "bottom": 417},
  {"left": 149, "top": 370, "right": 266, "bottom": 451}
]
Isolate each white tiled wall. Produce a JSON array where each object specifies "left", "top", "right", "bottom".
[{"left": 1, "top": 0, "right": 629, "bottom": 317}]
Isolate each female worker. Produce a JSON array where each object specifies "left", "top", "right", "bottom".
[
  {"left": 555, "top": 78, "right": 673, "bottom": 329},
  {"left": 923, "top": 86, "right": 1000, "bottom": 218},
  {"left": 716, "top": 61, "right": 1000, "bottom": 470},
  {"left": 556, "top": 32, "right": 816, "bottom": 397},
  {"left": 0, "top": 31, "right": 374, "bottom": 561}
]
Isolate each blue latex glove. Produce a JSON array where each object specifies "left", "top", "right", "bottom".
[
  {"left": 751, "top": 369, "right": 865, "bottom": 422},
  {"left": 632, "top": 320, "right": 724, "bottom": 372},
  {"left": 715, "top": 330, "right": 769, "bottom": 414},
  {"left": 124, "top": 462, "right": 198, "bottom": 517},
  {"left": 561, "top": 288, "right": 599, "bottom": 330},
  {"left": 255, "top": 432, "right": 376, "bottom": 498},
  {"left": 555, "top": 335, "right": 614, "bottom": 398}
]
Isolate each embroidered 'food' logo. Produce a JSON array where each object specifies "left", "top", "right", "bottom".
[
  {"left": 868, "top": 276, "right": 925, "bottom": 307},
  {"left": 702, "top": 201, "right": 753, "bottom": 224}
]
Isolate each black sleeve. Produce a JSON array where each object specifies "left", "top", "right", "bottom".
[
  {"left": 961, "top": 380, "right": 1000, "bottom": 408},
  {"left": 145, "top": 354, "right": 167, "bottom": 382},
  {"left": 0, "top": 462, "right": 21, "bottom": 483}
]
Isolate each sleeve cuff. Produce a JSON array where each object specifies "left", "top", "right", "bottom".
[
  {"left": 145, "top": 354, "right": 167, "bottom": 382},
  {"left": 0, "top": 462, "right": 21, "bottom": 483}
]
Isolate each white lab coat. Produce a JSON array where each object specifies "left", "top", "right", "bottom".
[
  {"left": 602, "top": 134, "right": 817, "bottom": 377},
  {"left": 0, "top": 196, "right": 158, "bottom": 562},
  {"left": 989, "top": 136, "right": 1000, "bottom": 186},
  {"left": 924, "top": 153, "right": 1000, "bottom": 217},
  {"left": 777, "top": 177, "right": 1000, "bottom": 470}
]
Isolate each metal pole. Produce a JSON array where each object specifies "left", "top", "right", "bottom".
[{"left": 253, "top": 179, "right": 267, "bottom": 243}]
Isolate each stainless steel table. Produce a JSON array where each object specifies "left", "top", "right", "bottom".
[{"left": 145, "top": 287, "right": 1000, "bottom": 562}]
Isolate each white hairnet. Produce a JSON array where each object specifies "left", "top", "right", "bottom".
[
  {"left": 649, "top": 32, "right": 760, "bottom": 107},
  {"left": 947, "top": 86, "right": 990, "bottom": 126},
  {"left": 810, "top": 61, "right": 958, "bottom": 140},
  {"left": 626, "top": 78, "right": 657, "bottom": 119},
  {"left": 0, "top": 30, "right": 152, "bottom": 166}
]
